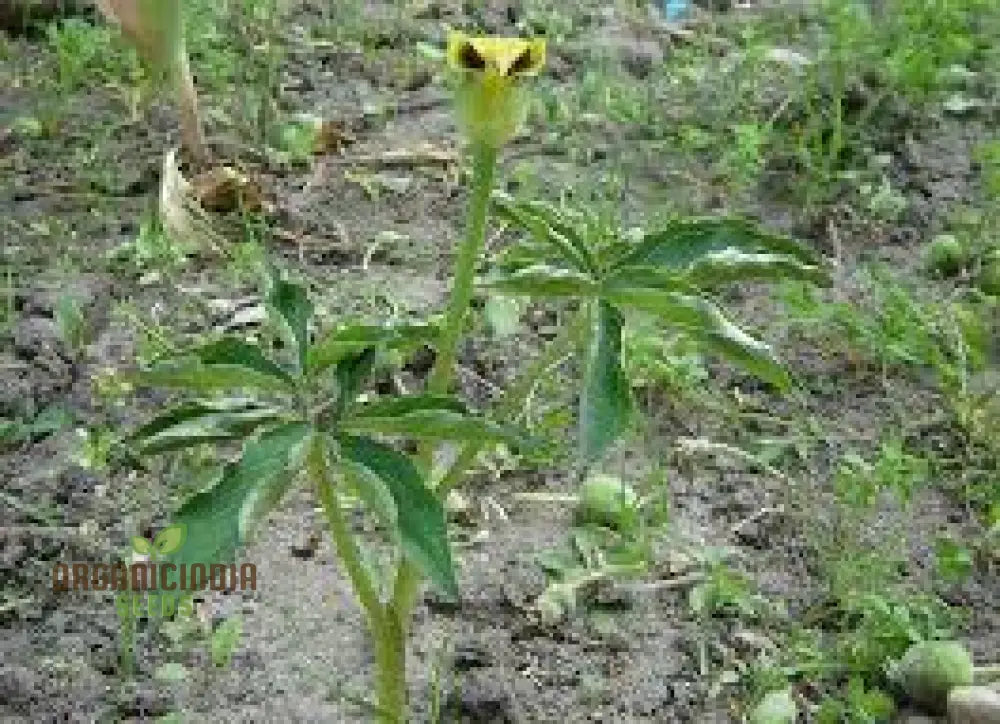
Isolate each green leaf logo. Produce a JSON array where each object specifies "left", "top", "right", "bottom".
[
  {"left": 131, "top": 524, "right": 187, "bottom": 559},
  {"left": 131, "top": 536, "right": 153, "bottom": 556},
  {"left": 153, "top": 524, "right": 187, "bottom": 556}
]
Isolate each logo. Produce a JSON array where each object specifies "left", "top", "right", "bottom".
[{"left": 52, "top": 523, "right": 257, "bottom": 620}]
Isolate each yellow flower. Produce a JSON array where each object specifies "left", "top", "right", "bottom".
[{"left": 446, "top": 31, "right": 546, "bottom": 149}]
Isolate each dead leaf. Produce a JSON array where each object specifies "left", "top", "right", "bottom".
[{"left": 314, "top": 120, "right": 356, "bottom": 154}]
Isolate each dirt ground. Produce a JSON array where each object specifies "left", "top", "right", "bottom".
[{"left": 1, "top": 1, "right": 998, "bottom": 722}]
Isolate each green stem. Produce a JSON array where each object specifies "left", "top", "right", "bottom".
[
  {"left": 426, "top": 142, "right": 499, "bottom": 399},
  {"left": 373, "top": 603, "right": 407, "bottom": 724},
  {"left": 310, "top": 435, "right": 382, "bottom": 628},
  {"left": 309, "top": 435, "right": 408, "bottom": 722}
]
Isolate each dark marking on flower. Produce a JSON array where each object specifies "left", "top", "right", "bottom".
[
  {"left": 458, "top": 42, "right": 487, "bottom": 70},
  {"left": 507, "top": 47, "right": 535, "bottom": 76}
]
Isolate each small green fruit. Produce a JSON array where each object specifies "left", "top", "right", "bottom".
[
  {"left": 977, "top": 251, "right": 1000, "bottom": 296},
  {"left": 926, "top": 234, "right": 966, "bottom": 277},
  {"left": 895, "top": 640, "right": 974, "bottom": 714},
  {"left": 575, "top": 474, "right": 638, "bottom": 531},
  {"left": 749, "top": 687, "right": 797, "bottom": 724}
]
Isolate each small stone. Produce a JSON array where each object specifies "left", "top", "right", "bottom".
[{"left": 948, "top": 686, "right": 1000, "bottom": 724}]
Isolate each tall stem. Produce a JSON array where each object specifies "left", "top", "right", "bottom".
[
  {"left": 397, "top": 143, "right": 498, "bottom": 639},
  {"left": 426, "top": 142, "right": 499, "bottom": 398}
]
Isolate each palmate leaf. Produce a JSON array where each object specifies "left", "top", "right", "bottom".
[
  {"left": 308, "top": 322, "right": 437, "bottom": 377},
  {"left": 126, "top": 399, "right": 287, "bottom": 455},
  {"left": 579, "top": 300, "right": 632, "bottom": 463},
  {"left": 480, "top": 264, "right": 601, "bottom": 297},
  {"left": 160, "top": 422, "right": 311, "bottom": 591},
  {"left": 133, "top": 337, "right": 297, "bottom": 394},
  {"left": 614, "top": 217, "right": 823, "bottom": 272},
  {"left": 266, "top": 273, "right": 314, "bottom": 374},
  {"left": 337, "top": 434, "right": 458, "bottom": 598},
  {"left": 602, "top": 284, "right": 791, "bottom": 389}
]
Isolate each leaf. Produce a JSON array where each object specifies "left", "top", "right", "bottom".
[
  {"left": 194, "top": 338, "right": 296, "bottom": 384},
  {"left": 684, "top": 249, "right": 831, "bottom": 288},
  {"left": 132, "top": 338, "right": 297, "bottom": 394},
  {"left": 342, "top": 409, "right": 519, "bottom": 445},
  {"left": 161, "top": 422, "right": 310, "bottom": 591},
  {"left": 131, "top": 536, "right": 153, "bottom": 556},
  {"left": 351, "top": 395, "right": 468, "bottom": 418},
  {"left": 579, "top": 300, "right": 632, "bottom": 463},
  {"left": 333, "top": 347, "right": 377, "bottom": 416},
  {"left": 480, "top": 264, "right": 600, "bottom": 298},
  {"left": 337, "top": 434, "right": 458, "bottom": 598},
  {"left": 492, "top": 192, "right": 596, "bottom": 273},
  {"left": 603, "top": 286, "right": 791, "bottom": 389},
  {"left": 615, "top": 217, "right": 822, "bottom": 272},
  {"left": 266, "top": 275, "right": 314, "bottom": 373},
  {"left": 152, "top": 524, "right": 187, "bottom": 556},
  {"left": 308, "top": 322, "right": 437, "bottom": 376},
  {"left": 126, "top": 400, "right": 286, "bottom": 455},
  {"left": 132, "top": 364, "right": 294, "bottom": 394},
  {"left": 604, "top": 265, "right": 693, "bottom": 293}
]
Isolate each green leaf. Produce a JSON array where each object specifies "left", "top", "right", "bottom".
[
  {"left": 685, "top": 249, "right": 831, "bottom": 288},
  {"left": 579, "top": 301, "right": 632, "bottom": 463},
  {"left": 131, "top": 536, "right": 153, "bottom": 556},
  {"left": 308, "top": 322, "right": 437, "bottom": 376},
  {"left": 132, "top": 364, "right": 294, "bottom": 394},
  {"left": 342, "top": 409, "right": 518, "bottom": 445},
  {"left": 194, "top": 338, "right": 296, "bottom": 384},
  {"left": 126, "top": 400, "right": 287, "bottom": 455},
  {"left": 480, "top": 264, "right": 600, "bottom": 298},
  {"left": 492, "top": 192, "right": 596, "bottom": 273},
  {"left": 132, "top": 338, "right": 297, "bottom": 394},
  {"left": 152, "top": 524, "right": 187, "bottom": 556},
  {"left": 603, "top": 286, "right": 791, "bottom": 389},
  {"left": 333, "top": 347, "right": 377, "bottom": 416},
  {"left": 352, "top": 395, "right": 468, "bottom": 418},
  {"left": 161, "top": 422, "right": 310, "bottom": 591},
  {"left": 337, "top": 435, "right": 458, "bottom": 598},
  {"left": 604, "top": 265, "right": 693, "bottom": 293},
  {"left": 266, "top": 275, "right": 314, "bottom": 373},
  {"left": 615, "top": 217, "right": 821, "bottom": 272}
]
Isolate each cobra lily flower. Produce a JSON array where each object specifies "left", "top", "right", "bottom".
[
  {"left": 96, "top": 0, "right": 207, "bottom": 163},
  {"left": 446, "top": 31, "right": 545, "bottom": 150}
]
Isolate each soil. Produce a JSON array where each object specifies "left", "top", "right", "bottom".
[{"left": 1, "top": 1, "right": 998, "bottom": 722}]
